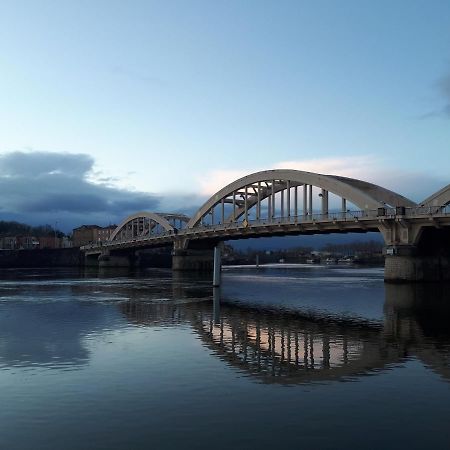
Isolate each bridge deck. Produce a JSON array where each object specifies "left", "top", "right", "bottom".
[{"left": 83, "top": 208, "right": 450, "bottom": 255}]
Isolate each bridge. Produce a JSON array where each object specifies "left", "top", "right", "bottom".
[{"left": 83, "top": 169, "right": 450, "bottom": 282}]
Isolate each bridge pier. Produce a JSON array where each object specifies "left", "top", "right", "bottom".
[
  {"left": 99, "top": 255, "right": 132, "bottom": 268},
  {"left": 213, "top": 245, "right": 222, "bottom": 287},
  {"left": 383, "top": 227, "right": 450, "bottom": 283},
  {"left": 385, "top": 247, "right": 443, "bottom": 283},
  {"left": 98, "top": 250, "right": 136, "bottom": 268},
  {"left": 172, "top": 248, "right": 214, "bottom": 271},
  {"left": 385, "top": 252, "right": 450, "bottom": 282},
  {"left": 85, "top": 253, "right": 100, "bottom": 267}
]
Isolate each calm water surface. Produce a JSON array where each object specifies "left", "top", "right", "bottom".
[{"left": 0, "top": 265, "right": 449, "bottom": 449}]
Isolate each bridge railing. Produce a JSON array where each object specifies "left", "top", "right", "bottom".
[
  {"left": 191, "top": 209, "right": 380, "bottom": 232},
  {"left": 81, "top": 230, "right": 176, "bottom": 250},
  {"left": 189, "top": 205, "right": 450, "bottom": 233},
  {"left": 110, "top": 230, "right": 177, "bottom": 244},
  {"left": 401, "top": 206, "right": 450, "bottom": 216}
]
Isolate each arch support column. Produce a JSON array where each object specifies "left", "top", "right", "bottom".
[{"left": 213, "top": 244, "right": 222, "bottom": 287}]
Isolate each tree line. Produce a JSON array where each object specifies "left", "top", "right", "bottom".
[{"left": 0, "top": 221, "right": 65, "bottom": 238}]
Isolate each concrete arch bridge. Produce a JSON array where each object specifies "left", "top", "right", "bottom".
[{"left": 83, "top": 169, "right": 450, "bottom": 282}]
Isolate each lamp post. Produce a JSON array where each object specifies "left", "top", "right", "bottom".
[{"left": 54, "top": 221, "right": 58, "bottom": 248}]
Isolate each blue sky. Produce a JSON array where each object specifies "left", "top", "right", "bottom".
[{"left": 0, "top": 0, "right": 449, "bottom": 229}]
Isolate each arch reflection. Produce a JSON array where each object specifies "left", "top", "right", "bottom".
[
  {"left": 191, "top": 303, "right": 400, "bottom": 384},
  {"left": 384, "top": 283, "right": 450, "bottom": 382},
  {"left": 120, "top": 282, "right": 450, "bottom": 385}
]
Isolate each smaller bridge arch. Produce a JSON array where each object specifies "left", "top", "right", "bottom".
[{"left": 109, "top": 212, "right": 190, "bottom": 242}]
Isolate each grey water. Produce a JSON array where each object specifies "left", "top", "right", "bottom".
[{"left": 0, "top": 265, "right": 449, "bottom": 450}]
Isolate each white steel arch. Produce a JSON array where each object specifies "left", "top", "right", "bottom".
[
  {"left": 329, "top": 175, "right": 416, "bottom": 208},
  {"left": 420, "top": 184, "right": 450, "bottom": 208},
  {"left": 187, "top": 169, "right": 416, "bottom": 228}
]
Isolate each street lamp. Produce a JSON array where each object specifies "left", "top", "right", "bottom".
[{"left": 54, "top": 221, "right": 58, "bottom": 248}]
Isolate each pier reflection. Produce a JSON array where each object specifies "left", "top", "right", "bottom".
[
  {"left": 121, "top": 282, "right": 450, "bottom": 385},
  {"left": 384, "top": 283, "right": 450, "bottom": 381},
  {"left": 189, "top": 304, "right": 396, "bottom": 384}
]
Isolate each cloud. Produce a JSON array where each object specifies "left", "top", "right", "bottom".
[
  {"left": 111, "top": 65, "right": 165, "bottom": 86},
  {"left": 197, "top": 169, "right": 251, "bottom": 196},
  {"left": 0, "top": 152, "right": 93, "bottom": 178},
  {"left": 198, "top": 156, "right": 381, "bottom": 196},
  {"left": 438, "top": 74, "right": 450, "bottom": 116},
  {"left": 0, "top": 151, "right": 161, "bottom": 231},
  {"left": 197, "top": 155, "right": 446, "bottom": 203},
  {"left": 2, "top": 151, "right": 445, "bottom": 233},
  {"left": 197, "top": 156, "right": 378, "bottom": 196},
  {"left": 274, "top": 156, "right": 379, "bottom": 177},
  {"left": 278, "top": 157, "right": 446, "bottom": 201},
  {"left": 421, "top": 73, "right": 450, "bottom": 118}
]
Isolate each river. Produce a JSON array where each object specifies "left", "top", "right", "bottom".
[{"left": 0, "top": 265, "right": 449, "bottom": 449}]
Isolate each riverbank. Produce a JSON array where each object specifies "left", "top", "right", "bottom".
[{"left": 0, "top": 248, "right": 83, "bottom": 268}]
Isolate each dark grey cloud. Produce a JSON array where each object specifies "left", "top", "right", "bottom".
[
  {"left": 0, "top": 152, "right": 93, "bottom": 177},
  {"left": 0, "top": 151, "right": 161, "bottom": 231},
  {"left": 438, "top": 74, "right": 450, "bottom": 117},
  {"left": 421, "top": 73, "right": 450, "bottom": 118}
]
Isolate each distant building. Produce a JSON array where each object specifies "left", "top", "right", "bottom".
[
  {"left": 97, "top": 225, "right": 117, "bottom": 243},
  {"left": 0, "top": 236, "right": 17, "bottom": 250},
  {"left": 72, "top": 225, "right": 99, "bottom": 247},
  {"left": 0, "top": 235, "right": 70, "bottom": 250},
  {"left": 72, "top": 225, "right": 117, "bottom": 247},
  {"left": 61, "top": 236, "right": 72, "bottom": 248},
  {"left": 21, "top": 236, "right": 38, "bottom": 249},
  {"left": 0, "top": 236, "right": 39, "bottom": 250},
  {"left": 38, "top": 236, "right": 61, "bottom": 249}
]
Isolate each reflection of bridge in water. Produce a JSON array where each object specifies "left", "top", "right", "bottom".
[
  {"left": 194, "top": 304, "right": 396, "bottom": 384},
  {"left": 120, "top": 283, "right": 450, "bottom": 385},
  {"left": 83, "top": 169, "right": 450, "bottom": 282}
]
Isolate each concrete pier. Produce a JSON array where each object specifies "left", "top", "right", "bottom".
[
  {"left": 172, "top": 248, "right": 214, "bottom": 271},
  {"left": 385, "top": 254, "right": 450, "bottom": 282},
  {"left": 98, "top": 253, "right": 132, "bottom": 268},
  {"left": 85, "top": 253, "right": 100, "bottom": 267},
  {"left": 213, "top": 245, "right": 222, "bottom": 287},
  {"left": 383, "top": 227, "right": 450, "bottom": 282},
  {"left": 92, "top": 249, "right": 140, "bottom": 268}
]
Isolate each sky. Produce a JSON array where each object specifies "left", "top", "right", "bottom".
[{"left": 0, "top": 0, "right": 449, "bottom": 231}]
